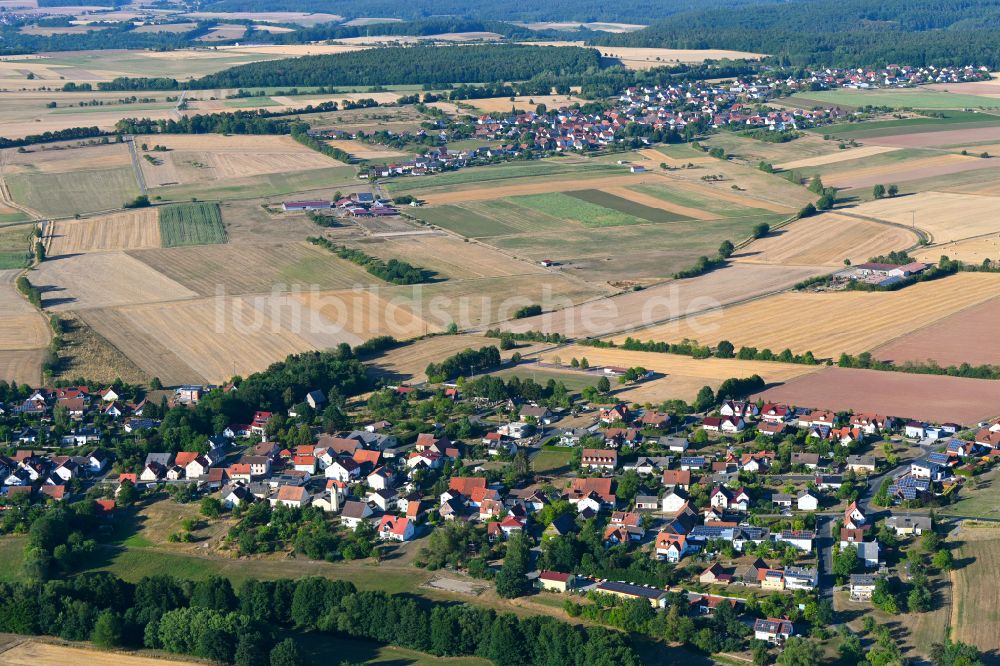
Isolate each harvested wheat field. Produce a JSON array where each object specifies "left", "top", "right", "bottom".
[
  {"left": 348, "top": 234, "right": 546, "bottom": 279},
  {"left": 822, "top": 154, "right": 994, "bottom": 189},
  {"left": 733, "top": 213, "right": 918, "bottom": 267},
  {"left": 873, "top": 296, "right": 1000, "bottom": 366},
  {"left": 0, "top": 638, "right": 201, "bottom": 666},
  {"left": 284, "top": 288, "right": 435, "bottom": 348},
  {"left": 135, "top": 134, "right": 344, "bottom": 187},
  {"left": 3, "top": 141, "right": 130, "bottom": 174},
  {"left": 378, "top": 273, "right": 604, "bottom": 331},
  {"left": 534, "top": 345, "right": 819, "bottom": 403},
  {"left": 753, "top": 366, "right": 1000, "bottom": 424},
  {"left": 528, "top": 41, "right": 764, "bottom": 66},
  {"left": 221, "top": 43, "right": 369, "bottom": 57},
  {"left": 952, "top": 528, "right": 1000, "bottom": 652},
  {"left": 914, "top": 234, "right": 1000, "bottom": 264},
  {"left": 33, "top": 251, "right": 197, "bottom": 312},
  {"left": 367, "top": 334, "right": 499, "bottom": 381},
  {"left": 0, "top": 350, "right": 44, "bottom": 385},
  {"left": 48, "top": 209, "right": 160, "bottom": 255},
  {"left": 776, "top": 145, "right": 902, "bottom": 170},
  {"left": 81, "top": 296, "right": 314, "bottom": 384},
  {"left": 627, "top": 272, "right": 1000, "bottom": 359},
  {"left": 324, "top": 139, "right": 407, "bottom": 160},
  {"left": 854, "top": 191, "right": 1000, "bottom": 243},
  {"left": 471, "top": 94, "right": 586, "bottom": 114},
  {"left": 507, "top": 263, "right": 822, "bottom": 338},
  {"left": 129, "top": 243, "right": 375, "bottom": 296}
]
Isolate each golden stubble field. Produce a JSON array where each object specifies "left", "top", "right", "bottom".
[
  {"left": 953, "top": 527, "right": 1000, "bottom": 652},
  {"left": 135, "top": 134, "right": 344, "bottom": 187},
  {"left": 48, "top": 209, "right": 161, "bottom": 255},
  {"left": 776, "top": 145, "right": 902, "bottom": 170},
  {"left": 623, "top": 272, "right": 1000, "bottom": 359},
  {"left": 854, "top": 190, "right": 1000, "bottom": 244},
  {"left": 507, "top": 263, "right": 823, "bottom": 338},
  {"left": 0, "top": 268, "right": 50, "bottom": 384},
  {"left": 532, "top": 344, "right": 820, "bottom": 403},
  {"left": 0, "top": 638, "right": 202, "bottom": 666},
  {"left": 732, "top": 213, "right": 918, "bottom": 267}
]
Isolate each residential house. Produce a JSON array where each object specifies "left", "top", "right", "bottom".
[
  {"left": 661, "top": 469, "right": 691, "bottom": 490},
  {"left": 720, "top": 400, "right": 758, "bottom": 419},
  {"left": 538, "top": 571, "right": 575, "bottom": 593},
  {"left": 776, "top": 530, "right": 815, "bottom": 552},
  {"left": 581, "top": 449, "right": 618, "bottom": 471},
  {"left": 272, "top": 485, "right": 309, "bottom": 509},
  {"left": 710, "top": 486, "right": 750, "bottom": 511},
  {"left": 791, "top": 452, "right": 820, "bottom": 469},
  {"left": 341, "top": 500, "right": 374, "bottom": 530},
  {"left": 797, "top": 490, "right": 819, "bottom": 511},
  {"left": 754, "top": 618, "right": 794, "bottom": 645},
  {"left": 760, "top": 403, "right": 792, "bottom": 424},
  {"left": 596, "top": 581, "right": 667, "bottom": 608},
  {"left": 784, "top": 566, "right": 818, "bottom": 590},
  {"left": 325, "top": 458, "right": 360, "bottom": 482},
  {"left": 655, "top": 532, "right": 690, "bottom": 562},
  {"left": 885, "top": 513, "right": 932, "bottom": 536},
  {"left": 702, "top": 416, "right": 745, "bottom": 433},
  {"left": 661, "top": 489, "right": 689, "bottom": 514},
  {"left": 846, "top": 455, "right": 876, "bottom": 474},
  {"left": 844, "top": 501, "right": 867, "bottom": 529},
  {"left": 377, "top": 516, "right": 414, "bottom": 542},
  {"left": 850, "top": 574, "right": 877, "bottom": 601},
  {"left": 599, "top": 404, "right": 630, "bottom": 424},
  {"left": 679, "top": 457, "right": 706, "bottom": 471}
]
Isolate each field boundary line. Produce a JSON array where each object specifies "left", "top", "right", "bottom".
[{"left": 834, "top": 209, "right": 929, "bottom": 246}]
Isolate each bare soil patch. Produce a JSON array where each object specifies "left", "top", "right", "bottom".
[
  {"left": 0, "top": 350, "right": 44, "bottom": 385},
  {"left": 873, "top": 295, "right": 1000, "bottom": 366},
  {"left": 753, "top": 366, "right": 1000, "bottom": 425}
]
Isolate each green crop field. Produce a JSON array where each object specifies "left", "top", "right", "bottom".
[
  {"left": 809, "top": 112, "right": 1000, "bottom": 140},
  {"left": 7, "top": 167, "right": 139, "bottom": 218},
  {"left": 628, "top": 183, "right": 774, "bottom": 217},
  {"left": 566, "top": 189, "right": 691, "bottom": 223},
  {"left": 0, "top": 223, "right": 33, "bottom": 269},
  {"left": 158, "top": 202, "right": 227, "bottom": 247},
  {"left": 791, "top": 89, "right": 1000, "bottom": 110},
  {"left": 0, "top": 211, "right": 28, "bottom": 224},
  {"left": 223, "top": 96, "right": 280, "bottom": 108},
  {"left": 512, "top": 192, "right": 656, "bottom": 227}
]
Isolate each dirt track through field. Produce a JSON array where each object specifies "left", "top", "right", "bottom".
[{"left": 854, "top": 191, "right": 1000, "bottom": 243}]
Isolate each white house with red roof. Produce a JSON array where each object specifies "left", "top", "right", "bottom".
[{"left": 377, "top": 516, "right": 414, "bottom": 541}]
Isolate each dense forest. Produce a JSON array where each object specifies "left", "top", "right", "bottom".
[
  {"left": 195, "top": 0, "right": 769, "bottom": 23},
  {"left": 593, "top": 0, "right": 1000, "bottom": 67},
  {"left": 191, "top": 44, "right": 601, "bottom": 88},
  {"left": 0, "top": 572, "right": 641, "bottom": 665}
]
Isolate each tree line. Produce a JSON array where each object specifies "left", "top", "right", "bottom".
[
  {"left": 0, "top": 572, "right": 641, "bottom": 666},
  {"left": 426, "top": 346, "right": 502, "bottom": 383},
  {"left": 307, "top": 237, "right": 434, "bottom": 285}
]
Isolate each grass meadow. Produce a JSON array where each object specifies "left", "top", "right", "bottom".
[{"left": 7, "top": 167, "right": 138, "bottom": 218}]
